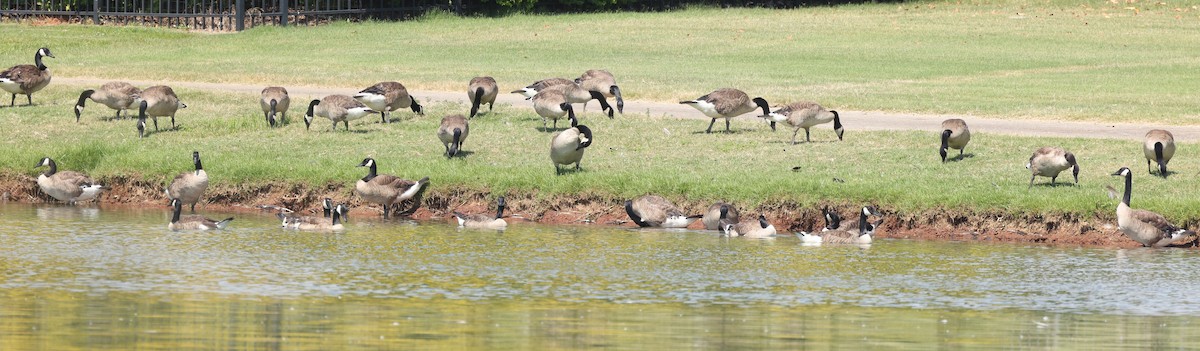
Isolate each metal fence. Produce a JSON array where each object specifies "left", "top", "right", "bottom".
[{"left": 0, "top": 0, "right": 455, "bottom": 31}]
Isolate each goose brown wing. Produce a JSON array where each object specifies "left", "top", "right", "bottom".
[
  {"left": 1131, "top": 209, "right": 1183, "bottom": 236},
  {"left": 103, "top": 81, "right": 140, "bottom": 95},
  {"left": 55, "top": 171, "right": 95, "bottom": 187}
]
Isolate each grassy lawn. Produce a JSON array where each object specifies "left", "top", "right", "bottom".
[
  {"left": 2, "top": 84, "right": 1198, "bottom": 220},
  {"left": 2, "top": 0, "right": 1200, "bottom": 124},
  {"left": 1, "top": 1, "right": 1199, "bottom": 221}
]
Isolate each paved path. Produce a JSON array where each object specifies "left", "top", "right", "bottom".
[{"left": 59, "top": 77, "right": 1199, "bottom": 141}]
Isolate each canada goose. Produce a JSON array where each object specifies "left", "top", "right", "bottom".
[
  {"left": 74, "top": 81, "right": 140, "bottom": 122},
  {"left": 721, "top": 214, "right": 777, "bottom": 238},
  {"left": 454, "top": 197, "right": 508, "bottom": 229},
  {"left": 550, "top": 112, "right": 593, "bottom": 175},
  {"left": 532, "top": 88, "right": 574, "bottom": 130},
  {"left": 0, "top": 47, "right": 54, "bottom": 106},
  {"left": 680, "top": 88, "right": 770, "bottom": 134},
  {"left": 136, "top": 85, "right": 187, "bottom": 138},
  {"left": 34, "top": 157, "right": 103, "bottom": 204},
  {"left": 814, "top": 207, "right": 883, "bottom": 244},
  {"left": 164, "top": 151, "right": 209, "bottom": 213},
  {"left": 355, "top": 158, "right": 429, "bottom": 218},
  {"left": 831, "top": 206, "right": 882, "bottom": 232},
  {"left": 352, "top": 81, "right": 423, "bottom": 123},
  {"left": 624, "top": 195, "right": 702, "bottom": 228},
  {"left": 576, "top": 69, "right": 624, "bottom": 115},
  {"left": 1026, "top": 147, "right": 1079, "bottom": 188},
  {"left": 540, "top": 83, "right": 614, "bottom": 118},
  {"left": 279, "top": 198, "right": 351, "bottom": 228},
  {"left": 1111, "top": 167, "right": 1196, "bottom": 247},
  {"left": 168, "top": 198, "right": 233, "bottom": 231},
  {"left": 512, "top": 78, "right": 573, "bottom": 99},
  {"left": 287, "top": 203, "right": 347, "bottom": 232},
  {"left": 760, "top": 101, "right": 843, "bottom": 144},
  {"left": 468, "top": 76, "right": 498, "bottom": 119},
  {"left": 304, "top": 95, "right": 376, "bottom": 131},
  {"left": 437, "top": 114, "right": 469, "bottom": 158},
  {"left": 939, "top": 119, "right": 971, "bottom": 162},
  {"left": 702, "top": 202, "right": 740, "bottom": 230},
  {"left": 260, "top": 86, "right": 290, "bottom": 127},
  {"left": 1143, "top": 129, "right": 1175, "bottom": 178},
  {"left": 796, "top": 208, "right": 843, "bottom": 244}
]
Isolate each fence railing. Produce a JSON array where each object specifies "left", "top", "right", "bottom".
[{"left": 0, "top": 0, "right": 455, "bottom": 31}]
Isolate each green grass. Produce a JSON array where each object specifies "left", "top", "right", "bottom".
[
  {"left": 3, "top": 84, "right": 1199, "bottom": 222},
  {"left": 3, "top": 0, "right": 1200, "bottom": 123}
]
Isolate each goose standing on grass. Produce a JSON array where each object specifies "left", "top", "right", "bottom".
[
  {"left": 760, "top": 101, "right": 844, "bottom": 144},
  {"left": 467, "top": 76, "right": 498, "bottom": 119},
  {"left": 168, "top": 198, "right": 233, "bottom": 231},
  {"left": 304, "top": 95, "right": 376, "bottom": 131},
  {"left": 0, "top": 47, "right": 54, "bottom": 106},
  {"left": 576, "top": 69, "right": 624, "bottom": 116},
  {"left": 681, "top": 88, "right": 771, "bottom": 134},
  {"left": 286, "top": 203, "right": 347, "bottom": 232},
  {"left": 278, "top": 197, "right": 334, "bottom": 228},
  {"left": 532, "top": 88, "right": 575, "bottom": 130},
  {"left": 720, "top": 214, "right": 777, "bottom": 238},
  {"left": 512, "top": 78, "right": 573, "bottom": 99},
  {"left": 702, "top": 202, "right": 740, "bottom": 230},
  {"left": 259, "top": 86, "right": 290, "bottom": 127},
  {"left": 355, "top": 158, "right": 429, "bottom": 218},
  {"left": 136, "top": 85, "right": 187, "bottom": 138},
  {"left": 437, "top": 114, "right": 469, "bottom": 158},
  {"left": 1026, "top": 147, "right": 1079, "bottom": 188},
  {"left": 453, "top": 197, "right": 508, "bottom": 229},
  {"left": 939, "top": 119, "right": 971, "bottom": 162},
  {"left": 74, "top": 81, "right": 140, "bottom": 122},
  {"left": 165, "top": 151, "right": 209, "bottom": 213},
  {"left": 1143, "top": 129, "right": 1175, "bottom": 178},
  {"left": 34, "top": 157, "right": 103, "bottom": 205},
  {"left": 624, "top": 195, "right": 702, "bottom": 228},
  {"left": 352, "top": 81, "right": 423, "bottom": 123},
  {"left": 550, "top": 113, "right": 593, "bottom": 175},
  {"left": 1110, "top": 167, "right": 1196, "bottom": 247}
]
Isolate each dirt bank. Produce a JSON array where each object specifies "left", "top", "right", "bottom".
[{"left": 2, "top": 173, "right": 1187, "bottom": 249}]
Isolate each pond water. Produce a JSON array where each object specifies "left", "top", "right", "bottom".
[{"left": 2, "top": 203, "right": 1199, "bottom": 349}]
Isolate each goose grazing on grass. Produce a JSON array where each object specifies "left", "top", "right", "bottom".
[
  {"left": 624, "top": 195, "right": 701, "bottom": 228},
  {"left": 355, "top": 157, "right": 429, "bottom": 218},
  {"left": 576, "top": 69, "right": 624, "bottom": 116},
  {"left": 34, "top": 157, "right": 103, "bottom": 205},
  {"left": 468, "top": 76, "right": 498, "bottom": 118},
  {"left": 1111, "top": 167, "right": 1196, "bottom": 247},
  {"left": 720, "top": 214, "right": 777, "bottom": 238},
  {"left": 681, "top": 88, "right": 770, "bottom": 134},
  {"left": 1026, "top": 146, "right": 1079, "bottom": 188},
  {"left": 305, "top": 95, "right": 376, "bottom": 131},
  {"left": 939, "top": 119, "right": 971, "bottom": 162},
  {"left": 454, "top": 197, "right": 508, "bottom": 229},
  {"left": 168, "top": 198, "right": 233, "bottom": 231},
  {"left": 165, "top": 151, "right": 209, "bottom": 213},
  {"left": 286, "top": 203, "right": 347, "bottom": 232},
  {"left": 1143, "top": 129, "right": 1175, "bottom": 178},
  {"left": 0, "top": 47, "right": 54, "bottom": 106},
  {"left": 136, "top": 85, "right": 187, "bottom": 138},
  {"left": 760, "top": 101, "right": 843, "bottom": 144},
  {"left": 702, "top": 202, "right": 740, "bottom": 230},
  {"left": 512, "top": 78, "right": 573, "bottom": 99},
  {"left": 259, "top": 86, "right": 290, "bottom": 127},
  {"left": 352, "top": 81, "right": 423, "bottom": 123},
  {"left": 550, "top": 112, "right": 593, "bottom": 175},
  {"left": 532, "top": 88, "right": 575, "bottom": 130},
  {"left": 540, "top": 83, "right": 614, "bottom": 118},
  {"left": 437, "top": 114, "right": 469, "bottom": 158},
  {"left": 74, "top": 81, "right": 140, "bottom": 122}
]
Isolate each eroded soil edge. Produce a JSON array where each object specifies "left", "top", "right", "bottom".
[{"left": 1, "top": 173, "right": 1182, "bottom": 249}]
